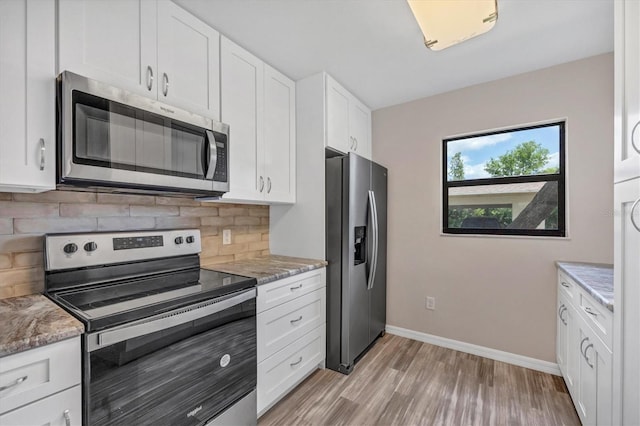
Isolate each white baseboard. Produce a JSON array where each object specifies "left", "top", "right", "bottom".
[{"left": 385, "top": 325, "right": 561, "bottom": 376}]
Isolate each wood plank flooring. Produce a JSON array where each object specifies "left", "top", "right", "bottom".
[{"left": 259, "top": 334, "right": 580, "bottom": 426}]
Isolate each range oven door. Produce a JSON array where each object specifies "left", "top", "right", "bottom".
[
  {"left": 83, "top": 288, "right": 256, "bottom": 426},
  {"left": 58, "top": 71, "right": 229, "bottom": 195}
]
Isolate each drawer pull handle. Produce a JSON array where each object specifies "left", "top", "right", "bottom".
[
  {"left": 561, "top": 282, "right": 570, "bottom": 288},
  {"left": 290, "top": 356, "right": 303, "bottom": 367},
  {"left": 584, "top": 307, "right": 598, "bottom": 317},
  {"left": 290, "top": 315, "right": 303, "bottom": 324},
  {"left": 290, "top": 284, "right": 303, "bottom": 291},
  {"left": 64, "top": 409, "right": 71, "bottom": 426},
  {"left": 0, "top": 375, "right": 28, "bottom": 392}
]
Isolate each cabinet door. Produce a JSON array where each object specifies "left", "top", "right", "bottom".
[
  {"left": 220, "top": 37, "right": 264, "bottom": 201},
  {"left": 556, "top": 297, "right": 568, "bottom": 375},
  {"left": 58, "top": 0, "right": 157, "bottom": 97},
  {"left": 349, "top": 97, "right": 372, "bottom": 159},
  {"left": 264, "top": 65, "right": 296, "bottom": 204},
  {"left": 557, "top": 293, "right": 579, "bottom": 397},
  {"left": 614, "top": 177, "right": 640, "bottom": 425},
  {"left": 0, "top": 385, "right": 81, "bottom": 425},
  {"left": 0, "top": 0, "right": 55, "bottom": 192},
  {"left": 157, "top": 0, "right": 220, "bottom": 120},
  {"left": 615, "top": 0, "right": 640, "bottom": 182},
  {"left": 325, "top": 75, "right": 351, "bottom": 155},
  {"left": 576, "top": 324, "right": 597, "bottom": 425},
  {"left": 575, "top": 323, "right": 613, "bottom": 426}
]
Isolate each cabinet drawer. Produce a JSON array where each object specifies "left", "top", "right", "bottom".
[
  {"left": 557, "top": 271, "right": 577, "bottom": 302},
  {"left": 257, "top": 268, "right": 326, "bottom": 313},
  {"left": 0, "top": 337, "right": 80, "bottom": 414},
  {"left": 257, "top": 324, "right": 325, "bottom": 416},
  {"left": 0, "top": 384, "right": 81, "bottom": 426},
  {"left": 257, "top": 288, "right": 325, "bottom": 362},
  {"left": 577, "top": 288, "right": 613, "bottom": 351}
]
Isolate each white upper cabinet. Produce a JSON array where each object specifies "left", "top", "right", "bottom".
[
  {"left": 58, "top": 0, "right": 220, "bottom": 120},
  {"left": 220, "top": 37, "right": 296, "bottom": 204},
  {"left": 615, "top": 0, "right": 640, "bottom": 183},
  {"left": 220, "top": 37, "right": 264, "bottom": 201},
  {"left": 349, "top": 97, "right": 372, "bottom": 160},
  {"left": 0, "top": 0, "right": 56, "bottom": 192},
  {"left": 156, "top": 0, "right": 220, "bottom": 119},
  {"left": 58, "top": 0, "right": 157, "bottom": 97},
  {"left": 325, "top": 74, "right": 372, "bottom": 159},
  {"left": 263, "top": 65, "right": 296, "bottom": 203},
  {"left": 326, "top": 77, "right": 351, "bottom": 155}
]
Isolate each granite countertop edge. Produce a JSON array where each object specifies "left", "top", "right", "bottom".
[
  {"left": 203, "top": 255, "right": 328, "bottom": 286},
  {"left": 254, "top": 262, "right": 328, "bottom": 285},
  {"left": 0, "top": 295, "right": 84, "bottom": 357},
  {"left": 556, "top": 261, "right": 614, "bottom": 312}
]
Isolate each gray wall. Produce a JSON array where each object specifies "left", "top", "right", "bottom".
[{"left": 372, "top": 53, "right": 614, "bottom": 362}]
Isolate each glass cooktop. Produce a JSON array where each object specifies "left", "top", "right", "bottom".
[{"left": 50, "top": 268, "right": 256, "bottom": 332}]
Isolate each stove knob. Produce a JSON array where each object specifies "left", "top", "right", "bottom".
[
  {"left": 84, "top": 242, "right": 98, "bottom": 252},
  {"left": 174, "top": 236, "right": 184, "bottom": 245},
  {"left": 63, "top": 243, "right": 78, "bottom": 254},
  {"left": 186, "top": 235, "right": 195, "bottom": 244}
]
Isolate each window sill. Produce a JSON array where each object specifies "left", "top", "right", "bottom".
[{"left": 439, "top": 232, "right": 571, "bottom": 241}]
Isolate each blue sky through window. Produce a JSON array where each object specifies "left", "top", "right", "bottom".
[{"left": 446, "top": 125, "right": 561, "bottom": 180}]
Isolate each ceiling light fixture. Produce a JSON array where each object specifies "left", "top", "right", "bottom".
[{"left": 407, "top": 0, "right": 498, "bottom": 51}]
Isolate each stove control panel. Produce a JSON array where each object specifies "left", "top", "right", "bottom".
[
  {"left": 114, "top": 235, "right": 164, "bottom": 250},
  {"left": 45, "top": 229, "right": 202, "bottom": 271}
]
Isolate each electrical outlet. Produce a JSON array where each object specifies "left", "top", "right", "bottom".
[
  {"left": 426, "top": 296, "right": 436, "bottom": 310},
  {"left": 222, "top": 229, "right": 231, "bottom": 245}
]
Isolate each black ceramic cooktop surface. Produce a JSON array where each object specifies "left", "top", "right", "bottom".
[{"left": 50, "top": 268, "right": 256, "bottom": 332}]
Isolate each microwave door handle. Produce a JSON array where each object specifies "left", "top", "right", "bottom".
[{"left": 205, "top": 130, "right": 217, "bottom": 180}]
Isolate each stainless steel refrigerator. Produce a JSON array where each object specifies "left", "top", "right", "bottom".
[{"left": 326, "top": 152, "right": 387, "bottom": 375}]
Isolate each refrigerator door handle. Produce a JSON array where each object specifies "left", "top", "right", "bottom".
[{"left": 367, "top": 190, "right": 379, "bottom": 290}]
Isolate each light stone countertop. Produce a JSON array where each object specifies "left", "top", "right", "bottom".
[
  {"left": 556, "top": 261, "right": 614, "bottom": 312},
  {"left": 203, "top": 255, "right": 328, "bottom": 285},
  {"left": 0, "top": 294, "right": 84, "bottom": 357}
]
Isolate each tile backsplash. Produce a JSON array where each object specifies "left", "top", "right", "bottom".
[{"left": 0, "top": 190, "right": 269, "bottom": 299}]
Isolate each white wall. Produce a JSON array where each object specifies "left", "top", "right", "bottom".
[{"left": 372, "top": 53, "right": 614, "bottom": 362}]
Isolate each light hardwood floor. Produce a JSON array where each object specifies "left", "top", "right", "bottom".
[{"left": 259, "top": 334, "right": 580, "bottom": 426}]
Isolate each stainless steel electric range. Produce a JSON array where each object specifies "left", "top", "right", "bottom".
[{"left": 44, "top": 229, "right": 257, "bottom": 426}]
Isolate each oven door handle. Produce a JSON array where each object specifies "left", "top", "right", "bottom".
[{"left": 86, "top": 288, "right": 256, "bottom": 352}]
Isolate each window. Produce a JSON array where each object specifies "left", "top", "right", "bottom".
[{"left": 443, "top": 121, "right": 565, "bottom": 237}]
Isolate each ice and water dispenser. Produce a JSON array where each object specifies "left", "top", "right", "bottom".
[{"left": 354, "top": 226, "right": 366, "bottom": 265}]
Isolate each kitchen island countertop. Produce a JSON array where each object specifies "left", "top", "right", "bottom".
[
  {"left": 556, "top": 261, "right": 613, "bottom": 312},
  {"left": 203, "top": 254, "right": 327, "bottom": 285},
  {"left": 0, "top": 294, "right": 84, "bottom": 357}
]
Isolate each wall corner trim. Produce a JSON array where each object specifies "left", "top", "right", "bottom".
[{"left": 385, "top": 325, "right": 561, "bottom": 376}]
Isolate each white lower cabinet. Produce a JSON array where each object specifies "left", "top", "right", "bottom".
[
  {"left": 0, "top": 337, "right": 81, "bottom": 425},
  {"left": 0, "top": 385, "right": 81, "bottom": 426},
  {"left": 257, "top": 324, "right": 325, "bottom": 416},
  {"left": 557, "top": 271, "right": 613, "bottom": 425},
  {"left": 256, "top": 268, "right": 326, "bottom": 417}
]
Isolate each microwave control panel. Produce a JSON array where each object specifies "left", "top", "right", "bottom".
[{"left": 213, "top": 140, "right": 227, "bottom": 182}]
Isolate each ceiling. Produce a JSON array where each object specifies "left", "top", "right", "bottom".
[{"left": 176, "top": 0, "right": 614, "bottom": 111}]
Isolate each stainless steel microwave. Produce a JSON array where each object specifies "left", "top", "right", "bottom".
[{"left": 57, "top": 71, "right": 229, "bottom": 196}]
